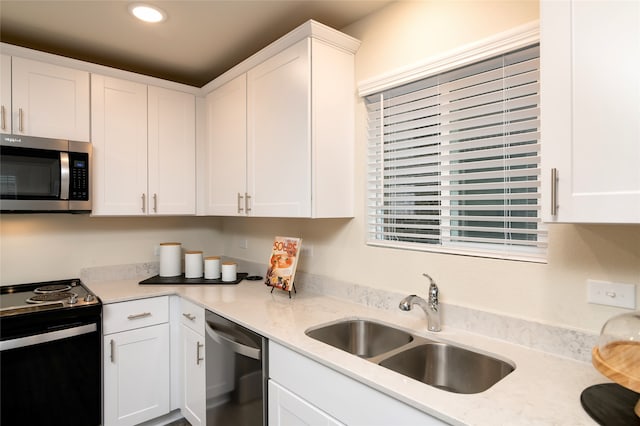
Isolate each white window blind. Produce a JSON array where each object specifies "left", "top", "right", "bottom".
[{"left": 366, "top": 44, "right": 546, "bottom": 261}]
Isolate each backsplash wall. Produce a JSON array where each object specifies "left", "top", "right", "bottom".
[{"left": 0, "top": 215, "right": 224, "bottom": 285}]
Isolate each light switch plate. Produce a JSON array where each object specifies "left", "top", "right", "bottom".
[{"left": 587, "top": 279, "right": 636, "bottom": 309}]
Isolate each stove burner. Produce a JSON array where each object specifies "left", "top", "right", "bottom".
[
  {"left": 26, "top": 292, "right": 77, "bottom": 304},
  {"left": 34, "top": 284, "right": 72, "bottom": 294}
]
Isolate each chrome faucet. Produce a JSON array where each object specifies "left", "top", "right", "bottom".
[{"left": 399, "top": 273, "right": 441, "bottom": 332}]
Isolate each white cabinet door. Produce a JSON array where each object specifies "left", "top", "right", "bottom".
[
  {"left": 181, "top": 324, "right": 206, "bottom": 426},
  {"left": 11, "top": 56, "right": 89, "bottom": 140},
  {"left": 269, "top": 380, "right": 344, "bottom": 426},
  {"left": 541, "top": 0, "right": 640, "bottom": 223},
  {"left": 206, "top": 74, "right": 247, "bottom": 215},
  {"left": 247, "top": 39, "right": 312, "bottom": 217},
  {"left": 1, "top": 55, "right": 11, "bottom": 133},
  {"left": 103, "top": 323, "right": 170, "bottom": 426},
  {"left": 148, "top": 86, "right": 196, "bottom": 215},
  {"left": 269, "top": 341, "right": 447, "bottom": 426},
  {"left": 91, "top": 75, "right": 148, "bottom": 215}
]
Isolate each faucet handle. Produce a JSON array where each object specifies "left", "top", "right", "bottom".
[
  {"left": 422, "top": 273, "right": 436, "bottom": 286},
  {"left": 423, "top": 273, "right": 438, "bottom": 305}
]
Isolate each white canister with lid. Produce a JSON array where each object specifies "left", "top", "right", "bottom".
[
  {"left": 185, "top": 251, "right": 204, "bottom": 278},
  {"left": 159, "top": 242, "right": 182, "bottom": 277},
  {"left": 204, "top": 256, "right": 221, "bottom": 279},
  {"left": 221, "top": 262, "right": 237, "bottom": 282}
]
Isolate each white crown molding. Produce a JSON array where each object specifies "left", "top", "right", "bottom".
[
  {"left": 0, "top": 42, "right": 201, "bottom": 95},
  {"left": 358, "top": 20, "right": 540, "bottom": 97},
  {"left": 201, "top": 19, "right": 361, "bottom": 93},
  {"left": 1, "top": 19, "right": 360, "bottom": 96}
]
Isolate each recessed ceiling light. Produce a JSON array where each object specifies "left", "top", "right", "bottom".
[{"left": 129, "top": 3, "right": 167, "bottom": 23}]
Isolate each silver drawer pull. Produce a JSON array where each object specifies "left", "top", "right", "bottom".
[
  {"left": 127, "top": 312, "right": 152, "bottom": 320},
  {"left": 182, "top": 313, "right": 196, "bottom": 321},
  {"left": 110, "top": 339, "right": 116, "bottom": 363}
]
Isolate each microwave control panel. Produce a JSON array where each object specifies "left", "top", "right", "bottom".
[{"left": 69, "top": 152, "right": 89, "bottom": 200}]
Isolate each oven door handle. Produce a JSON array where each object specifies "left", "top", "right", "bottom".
[
  {"left": 0, "top": 323, "right": 96, "bottom": 351},
  {"left": 206, "top": 321, "right": 261, "bottom": 360}
]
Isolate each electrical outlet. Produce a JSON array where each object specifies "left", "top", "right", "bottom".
[
  {"left": 587, "top": 280, "right": 636, "bottom": 309},
  {"left": 300, "top": 244, "right": 313, "bottom": 257},
  {"left": 239, "top": 239, "right": 248, "bottom": 249},
  {"left": 154, "top": 245, "right": 160, "bottom": 256}
]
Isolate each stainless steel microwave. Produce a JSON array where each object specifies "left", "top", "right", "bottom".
[{"left": 0, "top": 134, "right": 91, "bottom": 213}]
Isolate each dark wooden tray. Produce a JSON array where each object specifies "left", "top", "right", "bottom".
[{"left": 139, "top": 272, "right": 248, "bottom": 285}]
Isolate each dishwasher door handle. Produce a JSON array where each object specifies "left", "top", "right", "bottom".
[{"left": 205, "top": 321, "right": 261, "bottom": 360}]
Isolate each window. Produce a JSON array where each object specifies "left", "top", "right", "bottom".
[{"left": 365, "top": 44, "right": 546, "bottom": 261}]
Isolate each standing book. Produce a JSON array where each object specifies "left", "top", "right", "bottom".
[{"left": 265, "top": 236, "right": 301, "bottom": 292}]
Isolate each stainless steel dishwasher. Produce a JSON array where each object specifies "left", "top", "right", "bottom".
[{"left": 205, "top": 310, "right": 267, "bottom": 426}]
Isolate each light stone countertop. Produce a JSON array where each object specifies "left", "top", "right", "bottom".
[{"left": 86, "top": 277, "right": 606, "bottom": 426}]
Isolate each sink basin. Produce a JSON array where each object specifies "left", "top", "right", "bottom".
[
  {"left": 306, "top": 318, "right": 515, "bottom": 394},
  {"left": 379, "top": 343, "right": 515, "bottom": 394},
  {"left": 305, "top": 319, "right": 413, "bottom": 358}
]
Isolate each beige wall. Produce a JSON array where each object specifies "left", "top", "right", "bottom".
[
  {"left": 219, "top": 0, "right": 640, "bottom": 333},
  {"left": 0, "top": 215, "right": 224, "bottom": 284}
]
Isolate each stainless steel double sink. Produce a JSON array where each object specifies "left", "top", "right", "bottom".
[{"left": 305, "top": 318, "right": 514, "bottom": 394}]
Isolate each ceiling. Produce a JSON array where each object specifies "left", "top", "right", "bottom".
[{"left": 0, "top": 0, "right": 393, "bottom": 87}]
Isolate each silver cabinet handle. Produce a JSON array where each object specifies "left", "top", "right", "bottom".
[
  {"left": 1, "top": 105, "right": 5, "bottom": 130},
  {"left": 110, "top": 339, "right": 115, "bottom": 363},
  {"left": 127, "top": 312, "right": 151, "bottom": 320},
  {"left": 550, "top": 168, "right": 558, "bottom": 216},
  {"left": 182, "top": 312, "right": 196, "bottom": 321},
  {"left": 18, "top": 108, "right": 23, "bottom": 132},
  {"left": 153, "top": 193, "right": 158, "bottom": 213},
  {"left": 196, "top": 341, "right": 204, "bottom": 365},
  {"left": 237, "top": 192, "right": 244, "bottom": 214},
  {"left": 141, "top": 193, "right": 146, "bottom": 213},
  {"left": 245, "top": 193, "right": 251, "bottom": 214}
]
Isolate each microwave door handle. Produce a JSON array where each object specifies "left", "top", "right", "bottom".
[{"left": 60, "top": 152, "right": 70, "bottom": 200}]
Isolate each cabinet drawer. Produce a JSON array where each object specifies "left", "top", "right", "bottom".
[
  {"left": 103, "top": 296, "right": 169, "bottom": 335},
  {"left": 180, "top": 298, "right": 205, "bottom": 334}
]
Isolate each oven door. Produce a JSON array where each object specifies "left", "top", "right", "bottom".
[{"left": 0, "top": 307, "right": 102, "bottom": 426}]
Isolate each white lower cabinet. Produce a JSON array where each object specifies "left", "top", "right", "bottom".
[
  {"left": 269, "top": 380, "right": 344, "bottom": 426},
  {"left": 269, "top": 341, "right": 447, "bottom": 426},
  {"left": 179, "top": 299, "right": 206, "bottom": 426},
  {"left": 103, "top": 297, "right": 171, "bottom": 426}
]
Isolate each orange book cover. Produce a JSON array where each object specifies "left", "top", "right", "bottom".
[{"left": 265, "top": 236, "right": 301, "bottom": 292}]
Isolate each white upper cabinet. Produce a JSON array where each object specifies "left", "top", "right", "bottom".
[
  {"left": 247, "top": 39, "right": 312, "bottom": 217},
  {"left": 92, "top": 75, "right": 196, "bottom": 216},
  {"left": 1, "top": 55, "right": 11, "bottom": 133},
  {"left": 541, "top": 0, "right": 640, "bottom": 223},
  {"left": 10, "top": 56, "right": 90, "bottom": 140},
  {"left": 148, "top": 86, "right": 196, "bottom": 215},
  {"left": 203, "top": 20, "right": 360, "bottom": 218},
  {"left": 205, "top": 74, "right": 247, "bottom": 215},
  {"left": 91, "top": 75, "right": 148, "bottom": 215}
]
